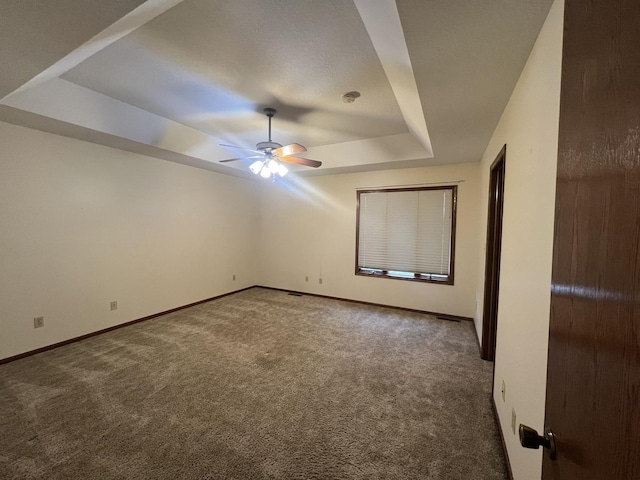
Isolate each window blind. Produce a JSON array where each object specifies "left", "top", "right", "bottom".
[{"left": 357, "top": 187, "right": 455, "bottom": 280}]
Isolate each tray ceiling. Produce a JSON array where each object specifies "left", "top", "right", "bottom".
[{"left": 0, "top": 0, "right": 554, "bottom": 178}]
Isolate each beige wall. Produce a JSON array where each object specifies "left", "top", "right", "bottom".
[
  {"left": 0, "top": 122, "right": 259, "bottom": 360},
  {"left": 257, "top": 163, "right": 480, "bottom": 318},
  {"left": 474, "top": 1, "right": 563, "bottom": 478},
  {"left": 0, "top": 122, "right": 480, "bottom": 360}
]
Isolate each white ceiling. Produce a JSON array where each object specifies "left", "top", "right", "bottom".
[
  {"left": 0, "top": 0, "right": 554, "bottom": 179},
  {"left": 62, "top": 0, "right": 408, "bottom": 147}
]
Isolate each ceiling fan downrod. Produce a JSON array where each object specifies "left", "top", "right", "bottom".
[
  {"left": 264, "top": 107, "right": 276, "bottom": 143},
  {"left": 255, "top": 108, "right": 281, "bottom": 153}
]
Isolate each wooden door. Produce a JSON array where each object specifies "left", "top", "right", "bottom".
[
  {"left": 481, "top": 146, "right": 506, "bottom": 361},
  {"left": 541, "top": 0, "right": 640, "bottom": 478}
]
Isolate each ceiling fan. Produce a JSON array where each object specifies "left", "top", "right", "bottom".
[{"left": 219, "top": 107, "right": 321, "bottom": 179}]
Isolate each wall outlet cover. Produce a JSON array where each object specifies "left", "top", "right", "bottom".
[
  {"left": 110, "top": 301, "right": 118, "bottom": 311},
  {"left": 511, "top": 408, "right": 517, "bottom": 435},
  {"left": 33, "top": 316, "right": 44, "bottom": 328}
]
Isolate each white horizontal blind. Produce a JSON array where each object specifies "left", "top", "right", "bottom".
[{"left": 358, "top": 188, "right": 454, "bottom": 277}]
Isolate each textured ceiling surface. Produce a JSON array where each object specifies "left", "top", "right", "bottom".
[
  {"left": 0, "top": 0, "right": 555, "bottom": 177},
  {"left": 397, "top": 0, "right": 555, "bottom": 164},
  {"left": 62, "top": 0, "right": 407, "bottom": 148},
  {"left": 0, "top": 0, "right": 146, "bottom": 99}
]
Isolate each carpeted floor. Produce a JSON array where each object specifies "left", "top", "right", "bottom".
[{"left": 0, "top": 287, "right": 507, "bottom": 479}]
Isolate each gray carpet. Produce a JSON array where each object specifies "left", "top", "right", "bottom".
[{"left": 0, "top": 287, "right": 507, "bottom": 479}]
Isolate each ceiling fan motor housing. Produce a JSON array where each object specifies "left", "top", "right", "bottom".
[{"left": 256, "top": 141, "right": 283, "bottom": 153}]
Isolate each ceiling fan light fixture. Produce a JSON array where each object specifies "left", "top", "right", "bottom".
[
  {"left": 249, "top": 160, "right": 263, "bottom": 175},
  {"left": 277, "top": 164, "right": 289, "bottom": 177},
  {"left": 268, "top": 159, "right": 279, "bottom": 173},
  {"left": 259, "top": 165, "right": 271, "bottom": 178}
]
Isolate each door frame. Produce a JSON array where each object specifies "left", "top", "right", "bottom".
[{"left": 481, "top": 145, "right": 506, "bottom": 361}]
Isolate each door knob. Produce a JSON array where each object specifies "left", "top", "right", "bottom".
[{"left": 519, "top": 424, "right": 557, "bottom": 460}]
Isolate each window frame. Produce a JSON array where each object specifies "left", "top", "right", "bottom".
[{"left": 355, "top": 185, "right": 457, "bottom": 285}]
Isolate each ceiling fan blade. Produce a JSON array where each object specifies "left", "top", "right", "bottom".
[
  {"left": 280, "top": 156, "right": 322, "bottom": 168},
  {"left": 219, "top": 143, "right": 262, "bottom": 154},
  {"left": 219, "top": 155, "right": 263, "bottom": 163},
  {"left": 273, "top": 143, "right": 307, "bottom": 157}
]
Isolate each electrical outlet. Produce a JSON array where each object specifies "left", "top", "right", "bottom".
[
  {"left": 305, "top": 276, "right": 309, "bottom": 282},
  {"left": 110, "top": 301, "right": 118, "bottom": 311},
  {"left": 33, "top": 316, "right": 44, "bottom": 328},
  {"left": 319, "top": 278, "right": 323, "bottom": 284},
  {"left": 233, "top": 274, "right": 236, "bottom": 281},
  {"left": 501, "top": 380, "right": 506, "bottom": 402},
  {"left": 511, "top": 408, "right": 517, "bottom": 435}
]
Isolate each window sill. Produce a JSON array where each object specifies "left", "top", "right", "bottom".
[{"left": 355, "top": 269, "right": 453, "bottom": 285}]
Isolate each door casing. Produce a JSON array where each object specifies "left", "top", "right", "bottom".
[{"left": 481, "top": 145, "right": 506, "bottom": 362}]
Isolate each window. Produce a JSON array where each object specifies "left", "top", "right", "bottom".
[{"left": 356, "top": 186, "right": 457, "bottom": 285}]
